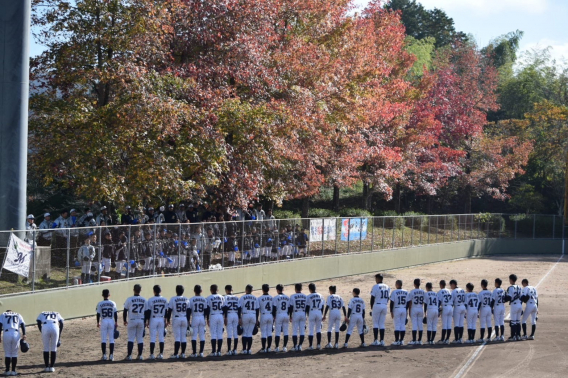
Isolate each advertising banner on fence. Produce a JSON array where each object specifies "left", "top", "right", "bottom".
[
  {"left": 310, "top": 219, "right": 336, "bottom": 242},
  {"left": 2, "top": 234, "right": 32, "bottom": 278},
  {"left": 341, "top": 218, "right": 368, "bottom": 241}
]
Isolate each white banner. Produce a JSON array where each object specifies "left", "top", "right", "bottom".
[
  {"left": 3, "top": 234, "right": 33, "bottom": 278},
  {"left": 309, "top": 218, "right": 336, "bottom": 242}
]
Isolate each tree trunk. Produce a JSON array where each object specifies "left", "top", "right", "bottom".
[
  {"left": 363, "top": 182, "right": 372, "bottom": 211},
  {"left": 394, "top": 184, "right": 402, "bottom": 214},
  {"left": 301, "top": 197, "right": 310, "bottom": 219},
  {"left": 333, "top": 185, "right": 340, "bottom": 212},
  {"left": 464, "top": 185, "right": 472, "bottom": 213}
]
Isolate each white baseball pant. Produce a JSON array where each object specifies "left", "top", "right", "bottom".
[
  {"left": 102, "top": 257, "right": 111, "bottom": 273},
  {"left": 410, "top": 308, "right": 424, "bottom": 331},
  {"left": 275, "top": 314, "right": 290, "bottom": 336},
  {"left": 510, "top": 304, "right": 523, "bottom": 324},
  {"left": 479, "top": 307, "right": 492, "bottom": 329},
  {"left": 441, "top": 306, "right": 453, "bottom": 329},
  {"left": 241, "top": 314, "right": 256, "bottom": 337},
  {"left": 347, "top": 315, "right": 364, "bottom": 335},
  {"left": 191, "top": 316, "right": 206, "bottom": 341},
  {"left": 115, "top": 260, "right": 126, "bottom": 275},
  {"left": 209, "top": 314, "right": 224, "bottom": 340},
  {"left": 466, "top": 309, "right": 478, "bottom": 330},
  {"left": 100, "top": 319, "right": 115, "bottom": 344},
  {"left": 453, "top": 305, "right": 466, "bottom": 328},
  {"left": 172, "top": 317, "right": 188, "bottom": 343},
  {"left": 392, "top": 308, "right": 407, "bottom": 332},
  {"left": 81, "top": 260, "right": 91, "bottom": 274},
  {"left": 2, "top": 330, "right": 20, "bottom": 358},
  {"left": 291, "top": 313, "right": 306, "bottom": 336},
  {"left": 493, "top": 305, "right": 505, "bottom": 327},
  {"left": 149, "top": 318, "right": 165, "bottom": 343},
  {"left": 42, "top": 325, "right": 60, "bottom": 352},
  {"left": 372, "top": 304, "right": 388, "bottom": 329},
  {"left": 226, "top": 313, "right": 239, "bottom": 339},
  {"left": 308, "top": 311, "right": 323, "bottom": 336},
  {"left": 127, "top": 319, "right": 144, "bottom": 343},
  {"left": 521, "top": 304, "right": 537, "bottom": 325},
  {"left": 327, "top": 311, "right": 342, "bottom": 333},
  {"left": 259, "top": 315, "right": 273, "bottom": 338},
  {"left": 426, "top": 310, "right": 438, "bottom": 332}
]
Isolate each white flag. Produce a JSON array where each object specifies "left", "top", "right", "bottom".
[{"left": 3, "top": 234, "right": 33, "bottom": 278}]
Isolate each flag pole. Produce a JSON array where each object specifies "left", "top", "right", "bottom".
[{"left": 32, "top": 229, "right": 36, "bottom": 292}]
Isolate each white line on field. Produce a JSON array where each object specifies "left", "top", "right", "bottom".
[{"left": 453, "top": 252, "right": 564, "bottom": 378}]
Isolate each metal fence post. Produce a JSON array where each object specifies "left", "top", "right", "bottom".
[
  {"left": 401, "top": 218, "right": 404, "bottom": 247},
  {"left": 32, "top": 230, "right": 36, "bottom": 292},
  {"left": 347, "top": 219, "right": 351, "bottom": 253},
  {"left": 391, "top": 218, "right": 395, "bottom": 248},
  {"left": 381, "top": 217, "right": 385, "bottom": 250},
  {"left": 359, "top": 218, "right": 363, "bottom": 252},
  {"left": 126, "top": 225, "right": 131, "bottom": 280},
  {"left": 443, "top": 216, "right": 446, "bottom": 243},
  {"left": 321, "top": 220, "right": 325, "bottom": 256},
  {"left": 370, "top": 217, "right": 374, "bottom": 252},
  {"left": 334, "top": 218, "right": 338, "bottom": 254},
  {"left": 411, "top": 217, "right": 414, "bottom": 246},
  {"left": 178, "top": 224, "right": 182, "bottom": 273},
  {"left": 65, "top": 229, "right": 69, "bottom": 288},
  {"left": 152, "top": 223, "right": 157, "bottom": 276},
  {"left": 98, "top": 227, "right": 102, "bottom": 283}
]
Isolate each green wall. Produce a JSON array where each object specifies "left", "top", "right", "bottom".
[{"left": 0, "top": 238, "right": 561, "bottom": 323}]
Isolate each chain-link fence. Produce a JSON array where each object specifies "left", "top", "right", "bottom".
[{"left": 0, "top": 213, "right": 563, "bottom": 296}]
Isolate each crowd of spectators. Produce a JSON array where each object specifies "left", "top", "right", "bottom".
[{"left": 23, "top": 203, "right": 310, "bottom": 283}]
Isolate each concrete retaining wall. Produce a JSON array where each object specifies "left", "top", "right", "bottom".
[{"left": 0, "top": 238, "right": 561, "bottom": 322}]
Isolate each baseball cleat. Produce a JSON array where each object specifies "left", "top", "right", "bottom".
[
  {"left": 307, "top": 346, "right": 314, "bottom": 351},
  {"left": 437, "top": 340, "right": 445, "bottom": 344},
  {"left": 259, "top": 349, "right": 266, "bottom": 354},
  {"left": 451, "top": 340, "right": 460, "bottom": 344},
  {"left": 417, "top": 341, "right": 423, "bottom": 345},
  {"left": 360, "top": 343, "right": 367, "bottom": 348},
  {"left": 157, "top": 354, "right": 164, "bottom": 360},
  {"left": 528, "top": 336, "right": 535, "bottom": 340},
  {"left": 343, "top": 343, "right": 349, "bottom": 349},
  {"left": 371, "top": 340, "right": 379, "bottom": 346},
  {"left": 334, "top": 343, "right": 339, "bottom": 349},
  {"left": 274, "top": 347, "right": 280, "bottom": 352},
  {"left": 190, "top": 354, "right": 198, "bottom": 358},
  {"left": 282, "top": 347, "right": 288, "bottom": 352},
  {"left": 149, "top": 354, "right": 155, "bottom": 360},
  {"left": 379, "top": 341, "right": 385, "bottom": 346},
  {"left": 125, "top": 355, "right": 132, "bottom": 361},
  {"left": 476, "top": 339, "right": 485, "bottom": 343},
  {"left": 225, "top": 351, "right": 233, "bottom": 356},
  {"left": 391, "top": 341, "right": 399, "bottom": 346},
  {"left": 198, "top": 353, "right": 204, "bottom": 358},
  {"left": 102, "top": 354, "right": 108, "bottom": 361},
  {"left": 444, "top": 340, "right": 450, "bottom": 345},
  {"left": 180, "top": 354, "right": 186, "bottom": 358},
  {"left": 208, "top": 352, "right": 217, "bottom": 357},
  {"left": 241, "top": 350, "right": 248, "bottom": 355},
  {"left": 50, "top": 368, "right": 55, "bottom": 373},
  {"left": 170, "top": 354, "right": 179, "bottom": 359},
  {"left": 137, "top": 355, "right": 144, "bottom": 361},
  {"left": 267, "top": 348, "right": 273, "bottom": 353},
  {"left": 399, "top": 341, "right": 405, "bottom": 346},
  {"left": 507, "top": 336, "right": 516, "bottom": 341},
  {"left": 43, "top": 368, "right": 50, "bottom": 373},
  {"left": 317, "top": 344, "right": 322, "bottom": 350},
  {"left": 408, "top": 341, "right": 416, "bottom": 345},
  {"left": 109, "top": 354, "right": 114, "bottom": 361}
]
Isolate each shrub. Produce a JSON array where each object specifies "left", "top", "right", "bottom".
[
  {"left": 273, "top": 210, "right": 301, "bottom": 219},
  {"left": 308, "top": 208, "right": 338, "bottom": 218},
  {"left": 338, "top": 208, "right": 372, "bottom": 217}
]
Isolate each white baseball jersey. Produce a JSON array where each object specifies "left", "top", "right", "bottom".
[
  {"left": 238, "top": 294, "right": 258, "bottom": 315},
  {"left": 492, "top": 288, "right": 506, "bottom": 307},
  {"left": 168, "top": 295, "right": 190, "bottom": 318},
  {"left": 326, "top": 294, "right": 344, "bottom": 314},
  {"left": 38, "top": 311, "right": 63, "bottom": 352},
  {"left": 0, "top": 312, "right": 24, "bottom": 331},
  {"left": 272, "top": 293, "right": 290, "bottom": 315},
  {"left": 146, "top": 295, "right": 168, "bottom": 318},
  {"left": 507, "top": 285, "right": 522, "bottom": 306},
  {"left": 189, "top": 296, "right": 207, "bottom": 317},
  {"left": 438, "top": 288, "right": 453, "bottom": 307},
  {"left": 370, "top": 283, "right": 390, "bottom": 305},
  {"left": 256, "top": 294, "right": 273, "bottom": 316},
  {"left": 223, "top": 294, "right": 239, "bottom": 314},
  {"left": 452, "top": 287, "right": 466, "bottom": 307},
  {"left": 390, "top": 289, "right": 408, "bottom": 309},
  {"left": 348, "top": 297, "right": 365, "bottom": 317},
  {"left": 407, "top": 289, "right": 426, "bottom": 308},
  {"left": 37, "top": 311, "right": 64, "bottom": 326},
  {"left": 289, "top": 293, "right": 308, "bottom": 313},
  {"left": 425, "top": 291, "right": 439, "bottom": 311},
  {"left": 306, "top": 293, "right": 324, "bottom": 313},
  {"left": 522, "top": 286, "right": 538, "bottom": 306},
  {"left": 124, "top": 295, "right": 147, "bottom": 320},
  {"left": 96, "top": 300, "right": 117, "bottom": 321},
  {"left": 478, "top": 290, "right": 492, "bottom": 309},
  {"left": 206, "top": 294, "right": 225, "bottom": 316},
  {"left": 465, "top": 292, "right": 479, "bottom": 310}
]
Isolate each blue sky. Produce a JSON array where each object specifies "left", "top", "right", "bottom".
[
  {"left": 354, "top": 0, "right": 568, "bottom": 63},
  {"left": 31, "top": 0, "right": 568, "bottom": 63}
]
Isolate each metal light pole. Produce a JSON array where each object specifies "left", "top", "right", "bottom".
[{"left": 0, "top": 0, "right": 31, "bottom": 237}]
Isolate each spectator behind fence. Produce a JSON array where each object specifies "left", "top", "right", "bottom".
[
  {"left": 38, "top": 213, "right": 54, "bottom": 246},
  {"left": 164, "top": 205, "right": 178, "bottom": 224}
]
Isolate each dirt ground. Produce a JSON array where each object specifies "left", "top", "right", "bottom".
[{"left": 8, "top": 254, "right": 568, "bottom": 377}]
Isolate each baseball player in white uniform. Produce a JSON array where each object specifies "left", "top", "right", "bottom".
[
  {"left": 289, "top": 283, "right": 307, "bottom": 351},
  {"left": 272, "top": 284, "right": 291, "bottom": 352},
  {"left": 323, "top": 285, "right": 346, "bottom": 349},
  {"left": 189, "top": 285, "right": 207, "bottom": 357},
  {"left": 0, "top": 310, "right": 26, "bottom": 376},
  {"left": 256, "top": 284, "right": 274, "bottom": 353},
  {"left": 238, "top": 284, "right": 258, "bottom": 354},
  {"left": 166, "top": 285, "right": 190, "bottom": 358},
  {"left": 477, "top": 279, "right": 493, "bottom": 342},
  {"left": 407, "top": 278, "right": 425, "bottom": 345},
  {"left": 223, "top": 285, "right": 240, "bottom": 355},
  {"left": 390, "top": 280, "right": 408, "bottom": 346},
  {"left": 77, "top": 236, "right": 95, "bottom": 284},
  {"left": 450, "top": 279, "right": 466, "bottom": 343},
  {"left": 506, "top": 274, "right": 523, "bottom": 341},
  {"left": 96, "top": 289, "right": 117, "bottom": 361},
  {"left": 344, "top": 288, "right": 366, "bottom": 348},
  {"left": 145, "top": 285, "right": 168, "bottom": 359},
  {"left": 521, "top": 278, "right": 538, "bottom": 340},
  {"left": 370, "top": 273, "right": 390, "bottom": 346},
  {"left": 424, "top": 282, "right": 439, "bottom": 345},
  {"left": 206, "top": 284, "right": 225, "bottom": 356},
  {"left": 37, "top": 310, "right": 64, "bottom": 372},
  {"left": 464, "top": 283, "right": 479, "bottom": 343},
  {"left": 492, "top": 278, "right": 506, "bottom": 341},
  {"left": 123, "top": 284, "right": 147, "bottom": 360},
  {"left": 437, "top": 280, "right": 453, "bottom": 344},
  {"left": 306, "top": 283, "right": 324, "bottom": 350}
]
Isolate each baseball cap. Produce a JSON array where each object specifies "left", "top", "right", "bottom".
[
  {"left": 148, "top": 207, "right": 154, "bottom": 211},
  {"left": 70, "top": 209, "right": 77, "bottom": 213},
  {"left": 87, "top": 212, "right": 93, "bottom": 217},
  {"left": 100, "top": 206, "right": 107, "bottom": 211},
  {"left": 168, "top": 204, "right": 174, "bottom": 208},
  {"left": 44, "top": 213, "right": 51, "bottom": 217},
  {"left": 27, "top": 214, "right": 35, "bottom": 219},
  {"left": 179, "top": 204, "right": 185, "bottom": 207},
  {"left": 159, "top": 206, "right": 165, "bottom": 212},
  {"left": 126, "top": 205, "right": 131, "bottom": 209}
]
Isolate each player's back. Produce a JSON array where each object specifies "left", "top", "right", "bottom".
[
  {"left": 371, "top": 283, "right": 390, "bottom": 305},
  {"left": 523, "top": 286, "right": 538, "bottom": 305},
  {"left": 147, "top": 295, "right": 168, "bottom": 317},
  {"left": 390, "top": 289, "right": 408, "bottom": 308},
  {"left": 190, "top": 296, "right": 207, "bottom": 316},
  {"left": 348, "top": 297, "right": 365, "bottom": 316},
  {"left": 0, "top": 311, "right": 24, "bottom": 330},
  {"left": 507, "top": 285, "right": 522, "bottom": 306},
  {"left": 290, "top": 293, "right": 307, "bottom": 313},
  {"left": 306, "top": 292, "right": 324, "bottom": 312},
  {"left": 239, "top": 294, "right": 257, "bottom": 313},
  {"left": 224, "top": 294, "right": 239, "bottom": 314},
  {"left": 124, "top": 295, "right": 147, "bottom": 319},
  {"left": 272, "top": 293, "right": 290, "bottom": 315},
  {"left": 207, "top": 294, "right": 225, "bottom": 316},
  {"left": 478, "top": 290, "right": 492, "bottom": 308},
  {"left": 257, "top": 294, "right": 273, "bottom": 315},
  {"left": 452, "top": 288, "right": 466, "bottom": 307},
  {"left": 169, "top": 295, "right": 189, "bottom": 317},
  {"left": 425, "top": 291, "right": 438, "bottom": 308},
  {"left": 492, "top": 288, "right": 505, "bottom": 307},
  {"left": 96, "top": 301, "right": 116, "bottom": 320},
  {"left": 465, "top": 292, "right": 479, "bottom": 308},
  {"left": 408, "top": 289, "right": 425, "bottom": 306},
  {"left": 327, "top": 294, "right": 344, "bottom": 312},
  {"left": 438, "top": 288, "right": 453, "bottom": 306}
]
